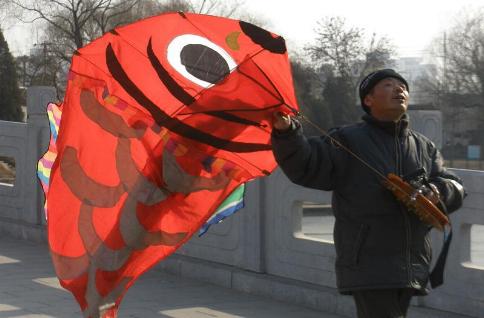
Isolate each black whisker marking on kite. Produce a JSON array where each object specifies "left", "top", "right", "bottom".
[
  {"left": 146, "top": 38, "right": 274, "bottom": 129},
  {"left": 103, "top": 23, "right": 276, "bottom": 122},
  {"left": 147, "top": 38, "right": 249, "bottom": 128},
  {"left": 147, "top": 38, "right": 196, "bottom": 106},
  {"left": 196, "top": 111, "right": 265, "bottom": 127},
  {"left": 106, "top": 43, "right": 272, "bottom": 153},
  {"left": 178, "top": 103, "right": 283, "bottom": 115},
  {"left": 146, "top": 41, "right": 286, "bottom": 132}
]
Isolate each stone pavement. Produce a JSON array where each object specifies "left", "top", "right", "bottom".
[{"left": 0, "top": 236, "right": 344, "bottom": 318}]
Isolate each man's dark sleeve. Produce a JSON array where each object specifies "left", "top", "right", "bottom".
[
  {"left": 429, "top": 146, "right": 467, "bottom": 214},
  {"left": 271, "top": 119, "right": 346, "bottom": 191}
]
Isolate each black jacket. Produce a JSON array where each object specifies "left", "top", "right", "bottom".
[{"left": 271, "top": 114, "right": 466, "bottom": 295}]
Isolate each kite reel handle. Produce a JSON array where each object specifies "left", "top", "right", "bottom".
[{"left": 382, "top": 173, "right": 449, "bottom": 231}]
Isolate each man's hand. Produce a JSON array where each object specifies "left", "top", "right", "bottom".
[
  {"left": 272, "top": 112, "right": 292, "bottom": 131},
  {"left": 424, "top": 183, "right": 441, "bottom": 205}
]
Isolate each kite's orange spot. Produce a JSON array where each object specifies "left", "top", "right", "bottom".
[{"left": 226, "top": 31, "right": 241, "bottom": 50}]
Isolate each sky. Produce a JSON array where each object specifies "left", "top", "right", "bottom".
[
  {"left": 243, "top": 0, "right": 483, "bottom": 57},
  {"left": 2, "top": 0, "right": 483, "bottom": 58}
]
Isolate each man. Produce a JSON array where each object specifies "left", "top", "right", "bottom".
[{"left": 271, "top": 69, "right": 466, "bottom": 318}]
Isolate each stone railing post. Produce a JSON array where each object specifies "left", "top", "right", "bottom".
[{"left": 26, "top": 86, "right": 56, "bottom": 226}]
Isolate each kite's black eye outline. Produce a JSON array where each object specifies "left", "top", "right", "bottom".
[{"left": 167, "top": 34, "right": 237, "bottom": 88}]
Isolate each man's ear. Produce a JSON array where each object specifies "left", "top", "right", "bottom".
[{"left": 364, "top": 95, "right": 373, "bottom": 108}]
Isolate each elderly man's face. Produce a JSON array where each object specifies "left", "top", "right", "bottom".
[{"left": 364, "top": 78, "right": 409, "bottom": 122}]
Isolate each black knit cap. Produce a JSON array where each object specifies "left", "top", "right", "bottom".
[{"left": 359, "top": 69, "right": 409, "bottom": 114}]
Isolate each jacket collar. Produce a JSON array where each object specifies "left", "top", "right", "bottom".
[{"left": 362, "top": 113, "right": 409, "bottom": 137}]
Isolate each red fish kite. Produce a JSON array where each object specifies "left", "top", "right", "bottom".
[{"left": 38, "top": 12, "right": 299, "bottom": 318}]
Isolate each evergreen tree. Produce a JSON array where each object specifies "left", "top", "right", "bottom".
[{"left": 0, "top": 28, "right": 23, "bottom": 122}]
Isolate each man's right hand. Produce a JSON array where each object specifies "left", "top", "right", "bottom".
[{"left": 272, "top": 112, "right": 292, "bottom": 131}]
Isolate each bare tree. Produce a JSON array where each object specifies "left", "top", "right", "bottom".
[
  {"left": 307, "top": 17, "right": 364, "bottom": 80},
  {"left": 9, "top": 0, "right": 257, "bottom": 98},
  {"left": 185, "top": 0, "right": 245, "bottom": 17},
  {"left": 9, "top": 0, "right": 254, "bottom": 61},
  {"left": 414, "top": 8, "right": 484, "bottom": 165},
  {"left": 10, "top": 0, "right": 142, "bottom": 49},
  {"left": 305, "top": 17, "right": 395, "bottom": 125},
  {"left": 16, "top": 45, "right": 64, "bottom": 91},
  {"left": 0, "top": 1, "right": 19, "bottom": 30},
  {"left": 445, "top": 9, "right": 484, "bottom": 104},
  {"left": 306, "top": 17, "right": 395, "bottom": 86},
  {"left": 421, "top": 8, "right": 484, "bottom": 105},
  {"left": 9, "top": 0, "right": 146, "bottom": 97}
]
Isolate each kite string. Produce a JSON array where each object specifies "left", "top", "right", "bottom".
[
  {"left": 287, "top": 108, "right": 450, "bottom": 225},
  {"left": 112, "top": 14, "right": 445, "bottom": 226},
  {"left": 289, "top": 110, "right": 388, "bottom": 181},
  {"left": 162, "top": 16, "right": 392, "bottom": 181}
]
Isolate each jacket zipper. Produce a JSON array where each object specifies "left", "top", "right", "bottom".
[{"left": 395, "top": 123, "right": 412, "bottom": 285}]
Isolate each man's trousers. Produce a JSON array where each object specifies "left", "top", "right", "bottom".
[{"left": 352, "top": 288, "right": 414, "bottom": 318}]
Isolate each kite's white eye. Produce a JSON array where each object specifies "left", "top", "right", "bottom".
[{"left": 167, "top": 34, "right": 237, "bottom": 88}]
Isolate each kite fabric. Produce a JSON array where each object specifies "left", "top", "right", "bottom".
[
  {"left": 37, "top": 102, "right": 61, "bottom": 217},
  {"left": 37, "top": 11, "right": 299, "bottom": 318},
  {"left": 198, "top": 183, "right": 245, "bottom": 236},
  {"left": 36, "top": 103, "right": 243, "bottom": 235}
]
